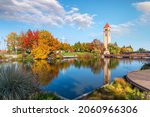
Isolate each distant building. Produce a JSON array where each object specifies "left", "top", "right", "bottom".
[{"left": 104, "top": 23, "right": 111, "bottom": 54}]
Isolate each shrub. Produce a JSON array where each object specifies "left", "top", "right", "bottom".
[
  {"left": 0, "top": 65, "right": 37, "bottom": 100},
  {"left": 83, "top": 78, "right": 146, "bottom": 100},
  {"left": 23, "top": 55, "right": 34, "bottom": 63},
  {"left": 30, "top": 92, "right": 61, "bottom": 100},
  {"left": 77, "top": 53, "right": 93, "bottom": 59},
  {"left": 141, "top": 63, "right": 150, "bottom": 70},
  {"left": 114, "top": 78, "right": 127, "bottom": 87}
]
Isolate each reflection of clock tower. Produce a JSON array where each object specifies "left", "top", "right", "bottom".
[
  {"left": 104, "top": 23, "right": 111, "bottom": 54},
  {"left": 104, "top": 59, "right": 111, "bottom": 84}
]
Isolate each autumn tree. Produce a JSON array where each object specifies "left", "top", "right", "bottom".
[
  {"left": 73, "top": 42, "right": 82, "bottom": 52},
  {"left": 90, "top": 39, "right": 105, "bottom": 54},
  {"left": 19, "top": 30, "right": 39, "bottom": 54},
  {"left": 120, "top": 45, "right": 134, "bottom": 54},
  {"left": 108, "top": 43, "right": 120, "bottom": 54},
  {"left": 6, "top": 32, "right": 18, "bottom": 54},
  {"left": 61, "top": 43, "right": 73, "bottom": 52},
  {"left": 31, "top": 30, "right": 61, "bottom": 59}
]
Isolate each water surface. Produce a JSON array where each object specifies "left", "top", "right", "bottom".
[
  {"left": 1, "top": 58, "right": 148, "bottom": 99},
  {"left": 31, "top": 58, "right": 148, "bottom": 99}
]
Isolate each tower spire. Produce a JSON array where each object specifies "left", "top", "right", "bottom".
[{"left": 103, "top": 23, "right": 111, "bottom": 54}]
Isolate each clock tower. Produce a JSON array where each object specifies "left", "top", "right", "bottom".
[{"left": 104, "top": 23, "right": 111, "bottom": 54}]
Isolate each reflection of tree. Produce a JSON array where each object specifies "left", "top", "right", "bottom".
[
  {"left": 90, "top": 59, "right": 104, "bottom": 74},
  {"left": 108, "top": 59, "right": 120, "bottom": 69},
  {"left": 74, "top": 60, "right": 82, "bottom": 68},
  {"left": 28, "top": 58, "right": 119, "bottom": 86},
  {"left": 141, "top": 63, "right": 150, "bottom": 70},
  {"left": 121, "top": 59, "right": 133, "bottom": 64},
  {"left": 58, "top": 60, "right": 72, "bottom": 70},
  {"left": 73, "top": 58, "right": 105, "bottom": 74},
  {"left": 31, "top": 60, "right": 59, "bottom": 86}
]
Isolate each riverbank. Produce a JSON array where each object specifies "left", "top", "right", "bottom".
[{"left": 79, "top": 77, "right": 150, "bottom": 100}]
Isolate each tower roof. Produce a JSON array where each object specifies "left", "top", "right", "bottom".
[{"left": 104, "top": 23, "right": 110, "bottom": 28}]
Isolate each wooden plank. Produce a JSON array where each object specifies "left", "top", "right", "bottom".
[{"left": 127, "top": 70, "right": 150, "bottom": 91}]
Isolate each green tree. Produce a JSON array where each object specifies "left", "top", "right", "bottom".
[
  {"left": 73, "top": 42, "right": 82, "bottom": 52},
  {"left": 120, "top": 46, "right": 133, "bottom": 54},
  {"left": 90, "top": 39, "right": 105, "bottom": 55},
  {"left": 60, "top": 43, "right": 73, "bottom": 52},
  {"left": 137, "top": 48, "right": 147, "bottom": 53},
  {"left": 108, "top": 43, "right": 120, "bottom": 54}
]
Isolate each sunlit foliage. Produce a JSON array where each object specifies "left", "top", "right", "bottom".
[
  {"left": 6, "top": 32, "right": 19, "bottom": 53},
  {"left": 31, "top": 30, "right": 61, "bottom": 59}
]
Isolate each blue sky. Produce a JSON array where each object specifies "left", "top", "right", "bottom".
[{"left": 0, "top": 0, "right": 150, "bottom": 50}]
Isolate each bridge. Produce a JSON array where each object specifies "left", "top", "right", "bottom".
[{"left": 104, "top": 53, "right": 150, "bottom": 59}]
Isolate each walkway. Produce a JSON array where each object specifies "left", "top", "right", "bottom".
[{"left": 127, "top": 70, "right": 150, "bottom": 91}]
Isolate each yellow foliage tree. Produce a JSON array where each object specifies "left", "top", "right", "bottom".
[
  {"left": 31, "top": 30, "right": 61, "bottom": 59},
  {"left": 6, "top": 32, "right": 18, "bottom": 53}
]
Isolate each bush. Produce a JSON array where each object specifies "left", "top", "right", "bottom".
[
  {"left": 0, "top": 55, "right": 3, "bottom": 59},
  {"left": 77, "top": 53, "right": 93, "bottom": 59},
  {"left": 141, "top": 63, "right": 150, "bottom": 70},
  {"left": 23, "top": 55, "right": 34, "bottom": 63},
  {"left": 0, "top": 65, "right": 37, "bottom": 100},
  {"left": 30, "top": 92, "right": 61, "bottom": 100},
  {"left": 103, "top": 78, "right": 145, "bottom": 100},
  {"left": 82, "top": 78, "right": 146, "bottom": 100}
]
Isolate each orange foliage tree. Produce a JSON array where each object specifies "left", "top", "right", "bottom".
[
  {"left": 61, "top": 43, "right": 73, "bottom": 52},
  {"left": 19, "top": 30, "right": 39, "bottom": 53},
  {"left": 31, "top": 30, "right": 61, "bottom": 59}
]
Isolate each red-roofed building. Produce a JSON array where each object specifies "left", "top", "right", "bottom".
[{"left": 104, "top": 23, "right": 110, "bottom": 28}]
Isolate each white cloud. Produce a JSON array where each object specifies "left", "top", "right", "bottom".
[
  {"left": 111, "top": 1, "right": 150, "bottom": 35},
  {"left": 133, "top": 1, "right": 150, "bottom": 13},
  {"left": 111, "top": 22, "right": 134, "bottom": 35},
  {"left": 0, "top": 0, "right": 94, "bottom": 28},
  {"left": 133, "top": 1, "right": 150, "bottom": 24}
]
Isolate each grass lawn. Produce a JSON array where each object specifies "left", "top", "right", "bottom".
[{"left": 61, "top": 52, "right": 92, "bottom": 57}]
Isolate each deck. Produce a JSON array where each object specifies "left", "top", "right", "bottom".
[{"left": 127, "top": 70, "right": 150, "bottom": 91}]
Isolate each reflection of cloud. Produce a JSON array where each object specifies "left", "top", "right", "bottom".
[
  {"left": 0, "top": 0, "right": 94, "bottom": 28},
  {"left": 62, "top": 69, "right": 66, "bottom": 75}
]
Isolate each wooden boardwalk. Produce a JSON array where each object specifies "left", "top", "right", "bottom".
[{"left": 127, "top": 70, "right": 150, "bottom": 91}]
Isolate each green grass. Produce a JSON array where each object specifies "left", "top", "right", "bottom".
[
  {"left": 61, "top": 52, "right": 92, "bottom": 57},
  {"left": 30, "top": 92, "right": 61, "bottom": 100}
]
